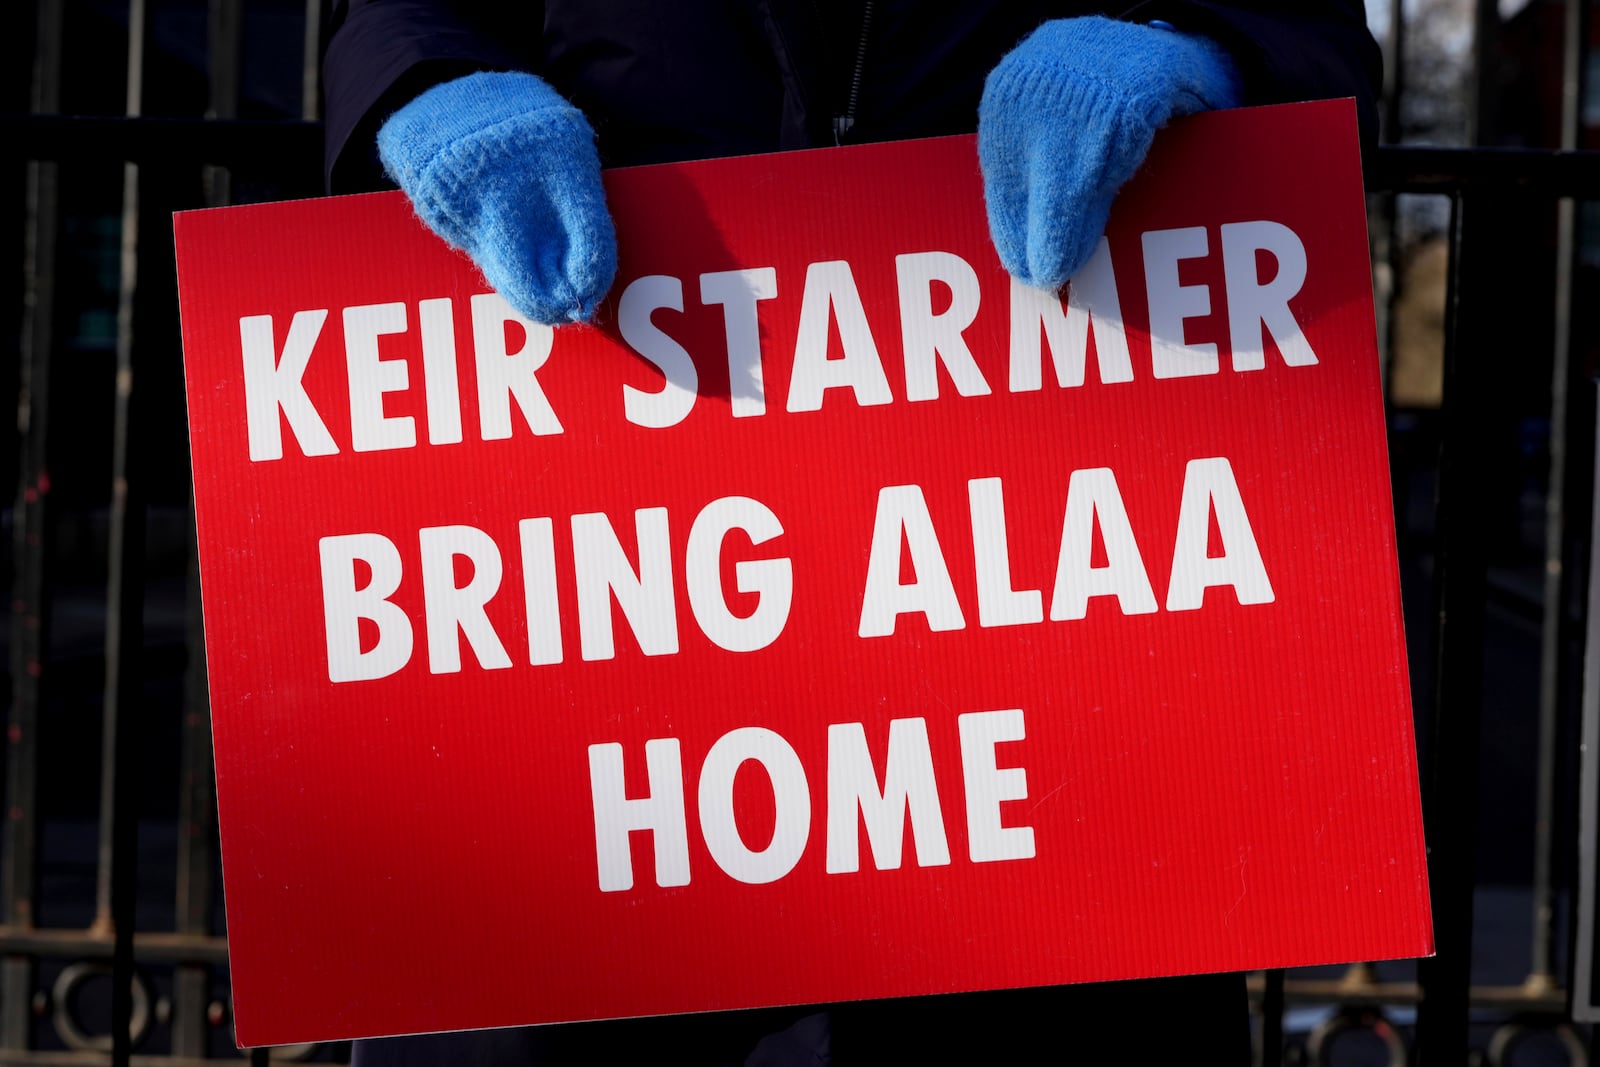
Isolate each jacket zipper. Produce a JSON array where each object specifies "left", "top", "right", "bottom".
[{"left": 833, "top": 1, "right": 874, "bottom": 144}]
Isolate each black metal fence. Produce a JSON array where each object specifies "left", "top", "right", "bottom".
[{"left": 3, "top": 0, "right": 1599, "bottom": 1064}]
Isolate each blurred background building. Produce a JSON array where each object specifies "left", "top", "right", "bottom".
[{"left": 1, "top": 0, "right": 1598, "bottom": 1063}]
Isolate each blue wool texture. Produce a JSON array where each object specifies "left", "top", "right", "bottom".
[
  {"left": 378, "top": 70, "right": 617, "bottom": 324},
  {"left": 979, "top": 17, "right": 1243, "bottom": 290}
]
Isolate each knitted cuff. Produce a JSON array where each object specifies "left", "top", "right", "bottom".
[{"left": 982, "top": 17, "right": 1244, "bottom": 130}]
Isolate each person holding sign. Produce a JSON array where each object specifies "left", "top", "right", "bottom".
[
  {"left": 321, "top": 2, "right": 1380, "bottom": 1062},
  {"left": 324, "top": 2, "right": 1379, "bottom": 327}
]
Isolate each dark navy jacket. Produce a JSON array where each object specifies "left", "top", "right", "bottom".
[
  {"left": 324, "top": 4, "right": 1379, "bottom": 1062},
  {"left": 323, "top": 0, "right": 1381, "bottom": 191}
]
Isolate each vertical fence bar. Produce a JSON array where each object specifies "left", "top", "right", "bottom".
[
  {"left": 1382, "top": 0, "right": 1405, "bottom": 379},
  {"left": 1372, "top": 0, "right": 1405, "bottom": 387},
  {"left": 102, "top": 0, "right": 149, "bottom": 1062},
  {"left": 174, "top": 531, "right": 216, "bottom": 1060},
  {"left": 1585, "top": 377, "right": 1600, "bottom": 1045},
  {"left": 1383, "top": 0, "right": 1404, "bottom": 140},
  {"left": 1414, "top": 192, "right": 1493, "bottom": 1064},
  {"left": 1529, "top": 0, "right": 1592, "bottom": 995},
  {"left": 1260, "top": 969, "right": 1284, "bottom": 1067},
  {"left": 3, "top": 0, "right": 63, "bottom": 1053},
  {"left": 1470, "top": 0, "right": 1499, "bottom": 147},
  {"left": 175, "top": 2, "right": 243, "bottom": 1058},
  {"left": 95, "top": 0, "right": 148, "bottom": 933},
  {"left": 203, "top": 0, "right": 240, "bottom": 206},
  {"left": 303, "top": 0, "right": 323, "bottom": 122}
]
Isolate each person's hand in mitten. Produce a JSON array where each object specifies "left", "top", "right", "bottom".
[
  {"left": 979, "top": 17, "right": 1243, "bottom": 290},
  {"left": 378, "top": 70, "right": 617, "bottom": 325}
]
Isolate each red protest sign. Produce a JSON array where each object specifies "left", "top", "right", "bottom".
[{"left": 175, "top": 99, "right": 1431, "bottom": 1046}]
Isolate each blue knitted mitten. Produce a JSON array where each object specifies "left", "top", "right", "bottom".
[
  {"left": 979, "top": 17, "right": 1243, "bottom": 290},
  {"left": 378, "top": 70, "right": 617, "bottom": 324}
]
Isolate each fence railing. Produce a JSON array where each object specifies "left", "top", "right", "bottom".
[{"left": 2, "top": 5, "right": 1599, "bottom": 1066}]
